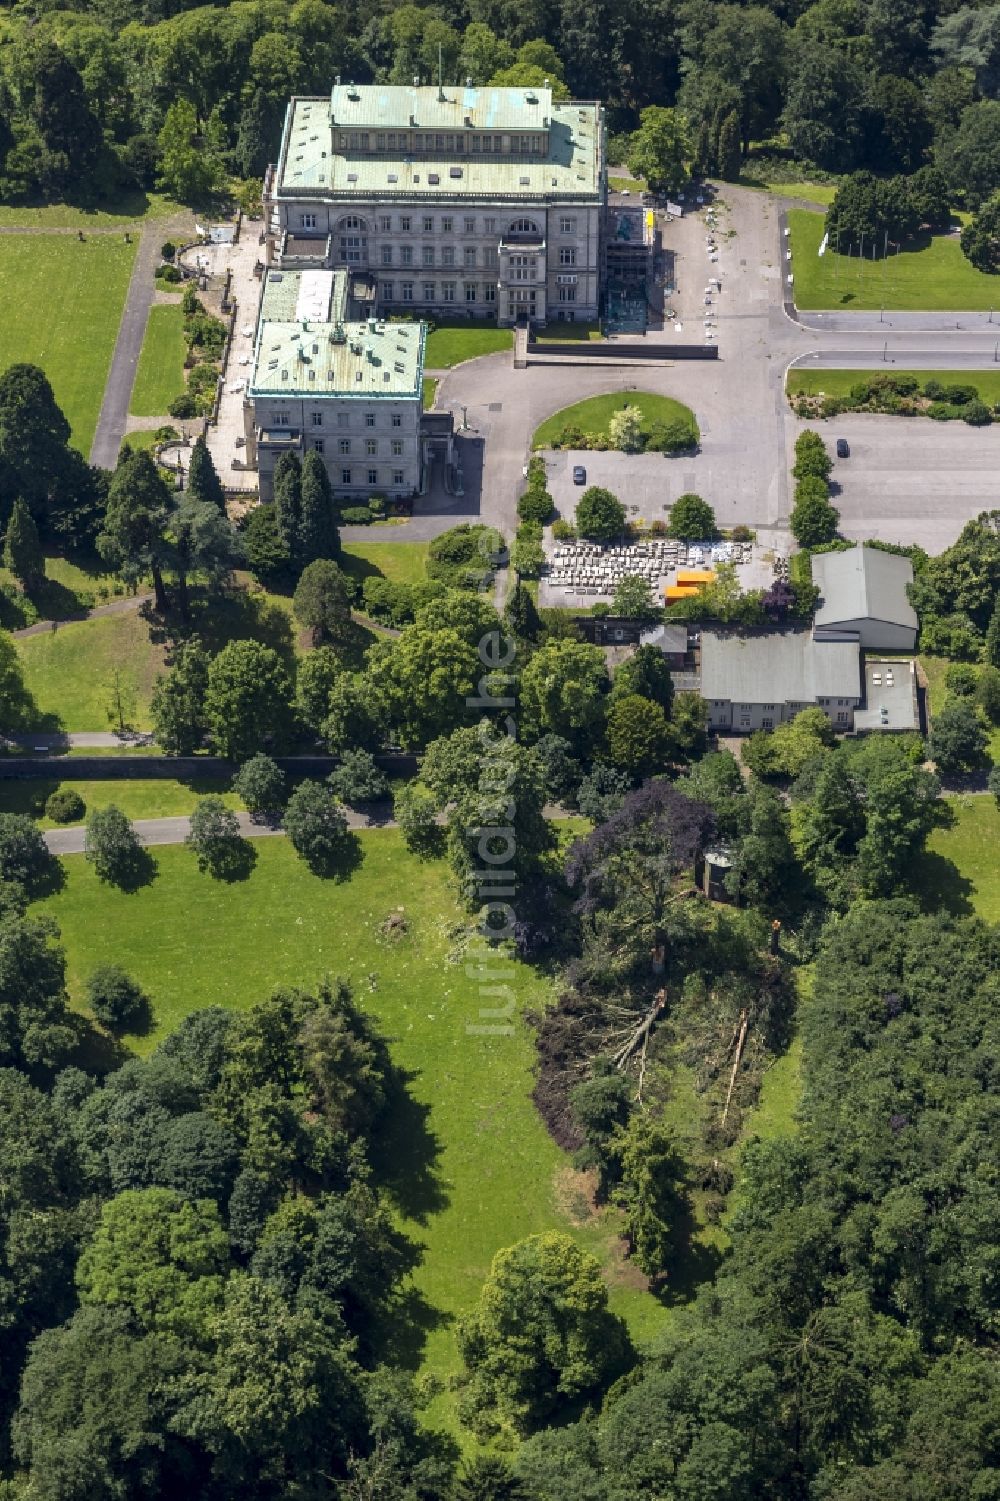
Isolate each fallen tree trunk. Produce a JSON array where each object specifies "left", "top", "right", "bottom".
[{"left": 614, "top": 989, "right": 667, "bottom": 1071}]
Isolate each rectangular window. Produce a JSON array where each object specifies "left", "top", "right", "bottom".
[
  {"left": 764, "top": 703, "right": 776, "bottom": 710},
  {"left": 338, "top": 438, "right": 351, "bottom": 455},
  {"left": 311, "top": 412, "right": 323, "bottom": 427},
  {"left": 366, "top": 438, "right": 377, "bottom": 455},
  {"left": 313, "top": 439, "right": 324, "bottom": 454},
  {"left": 464, "top": 246, "right": 476, "bottom": 267},
  {"left": 423, "top": 216, "right": 434, "bottom": 233},
  {"left": 484, "top": 246, "right": 498, "bottom": 268},
  {"left": 441, "top": 216, "right": 453, "bottom": 232},
  {"left": 559, "top": 216, "right": 576, "bottom": 233},
  {"left": 465, "top": 282, "right": 477, "bottom": 302},
  {"left": 380, "top": 280, "right": 393, "bottom": 300},
  {"left": 393, "top": 469, "right": 405, "bottom": 485},
  {"left": 273, "top": 411, "right": 289, "bottom": 426},
  {"left": 400, "top": 215, "right": 411, "bottom": 231},
  {"left": 762, "top": 718, "right": 774, "bottom": 730},
  {"left": 464, "top": 216, "right": 476, "bottom": 233},
  {"left": 391, "top": 439, "right": 403, "bottom": 456},
  {"left": 484, "top": 283, "right": 496, "bottom": 302},
  {"left": 302, "top": 213, "right": 317, "bottom": 230},
  {"left": 485, "top": 216, "right": 496, "bottom": 232},
  {"left": 837, "top": 711, "right": 850, "bottom": 723},
  {"left": 559, "top": 247, "right": 577, "bottom": 266},
  {"left": 341, "top": 468, "right": 351, "bottom": 485},
  {"left": 441, "top": 246, "right": 455, "bottom": 266},
  {"left": 368, "top": 467, "right": 378, "bottom": 485},
  {"left": 365, "top": 412, "right": 376, "bottom": 427},
  {"left": 401, "top": 282, "right": 413, "bottom": 302},
  {"left": 422, "top": 245, "right": 434, "bottom": 266},
  {"left": 376, "top": 134, "right": 386, "bottom": 150},
  {"left": 739, "top": 717, "right": 751, "bottom": 729},
  {"left": 391, "top": 414, "right": 402, "bottom": 427},
  {"left": 379, "top": 215, "right": 391, "bottom": 232},
  {"left": 442, "top": 282, "right": 456, "bottom": 302},
  {"left": 422, "top": 282, "right": 435, "bottom": 301},
  {"left": 400, "top": 245, "right": 413, "bottom": 266},
  {"left": 381, "top": 245, "right": 393, "bottom": 265},
  {"left": 557, "top": 286, "right": 577, "bottom": 302}
]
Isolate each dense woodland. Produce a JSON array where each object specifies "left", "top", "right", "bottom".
[{"left": 3, "top": 0, "right": 1000, "bottom": 211}]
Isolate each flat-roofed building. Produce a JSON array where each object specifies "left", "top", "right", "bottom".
[
  {"left": 246, "top": 266, "right": 425, "bottom": 502},
  {"left": 263, "top": 82, "right": 605, "bottom": 326},
  {"left": 700, "top": 629, "right": 862, "bottom": 732}
]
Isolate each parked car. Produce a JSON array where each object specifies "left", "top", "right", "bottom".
[
  {"left": 572, "top": 465, "right": 587, "bottom": 485},
  {"left": 836, "top": 438, "right": 850, "bottom": 458}
]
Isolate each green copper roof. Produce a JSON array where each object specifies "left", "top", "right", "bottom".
[
  {"left": 276, "top": 92, "right": 602, "bottom": 201},
  {"left": 250, "top": 269, "right": 425, "bottom": 400},
  {"left": 331, "top": 83, "right": 554, "bottom": 133}
]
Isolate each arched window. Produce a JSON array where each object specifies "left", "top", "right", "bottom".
[
  {"left": 508, "top": 217, "right": 539, "bottom": 235},
  {"left": 342, "top": 215, "right": 367, "bottom": 231}
]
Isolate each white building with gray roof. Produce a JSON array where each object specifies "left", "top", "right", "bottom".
[
  {"left": 701, "top": 629, "right": 862, "bottom": 732},
  {"left": 812, "top": 545, "right": 918, "bottom": 651},
  {"left": 246, "top": 267, "right": 426, "bottom": 503},
  {"left": 263, "top": 82, "right": 604, "bottom": 326}
]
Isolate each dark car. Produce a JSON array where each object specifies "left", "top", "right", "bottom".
[
  {"left": 836, "top": 438, "right": 850, "bottom": 458},
  {"left": 572, "top": 465, "right": 587, "bottom": 485}
]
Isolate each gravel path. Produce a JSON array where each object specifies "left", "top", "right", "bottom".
[
  {"left": 9, "top": 592, "right": 152, "bottom": 640},
  {"left": 43, "top": 806, "right": 393, "bottom": 855}
]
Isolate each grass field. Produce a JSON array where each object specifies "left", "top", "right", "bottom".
[
  {"left": 340, "top": 540, "right": 429, "bottom": 588},
  {"left": 0, "top": 553, "right": 123, "bottom": 629},
  {"left": 0, "top": 193, "right": 180, "bottom": 229},
  {"left": 788, "top": 209, "right": 1000, "bottom": 312},
  {"left": 609, "top": 175, "right": 646, "bottom": 193},
  {"left": 422, "top": 377, "right": 438, "bottom": 408},
  {"left": 787, "top": 366, "right": 1000, "bottom": 404},
  {"left": 121, "top": 428, "right": 163, "bottom": 454},
  {"left": 532, "top": 390, "right": 699, "bottom": 449},
  {"left": 915, "top": 797, "right": 1000, "bottom": 924},
  {"left": 765, "top": 181, "right": 837, "bottom": 206},
  {"left": 0, "top": 776, "right": 238, "bottom": 826},
  {"left": 15, "top": 609, "right": 167, "bottom": 732},
  {"left": 0, "top": 234, "right": 137, "bottom": 452},
  {"left": 39, "top": 833, "right": 670, "bottom": 1426},
  {"left": 536, "top": 322, "right": 604, "bottom": 343},
  {"left": 424, "top": 323, "right": 512, "bottom": 367},
  {"left": 130, "top": 305, "right": 187, "bottom": 417}
]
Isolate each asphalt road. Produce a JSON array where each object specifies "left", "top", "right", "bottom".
[
  {"left": 90, "top": 225, "right": 166, "bottom": 470},
  {"left": 43, "top": 807, "right": 388, "bottom": 856}
]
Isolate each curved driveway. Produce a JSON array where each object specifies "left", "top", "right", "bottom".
[{"left": 425, "top": 185, "right": 1000, "bottom": 553}]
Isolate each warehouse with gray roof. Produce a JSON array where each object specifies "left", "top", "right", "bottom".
[
  {"left": 811, "top": 545, "right": 918, "bottom": 651},
  {"left": 700, "top": 629, "right": 862, "bottom": 732}
]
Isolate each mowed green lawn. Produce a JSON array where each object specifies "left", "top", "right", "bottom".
[
  {"left": 15, "top": 609, "right": 167, "bottom": 732},
  {"left": 39, "top": 833, "right": 670, "bottom": 1426},
  {"left": 787, "top": 367, "right": 1000, "bottom": 404},
  {"left": 533, "top": 390, "right": 699, "bottom": 449},
  {"left": 915, "top": 797, "right": 1000, "bottom": 925},
  {"left": 0, "top": 193, "right": 180, "bottom": 229},
  {"left": 130, "top": 304, "right": 186, "bottom": 417},
  {"left": 340, "top": 539, "right": 430, "bottom": 588},
  {"left": 0, "top": 234, "right": 136, "bottom": 452},
  {"left": 788, "top": 209, "right": 1000, "bottom": 311},
  {"left": 424, "top": 323, "right": 512, "bottom": 367},
  {"left": 0, "top": 776, "right": 238, "bottom": 826}
]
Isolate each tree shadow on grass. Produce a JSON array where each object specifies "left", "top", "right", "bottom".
[
  {"left": 369, "top": 1070, "right": 449, "bottom": 1227},
  {"left": 200, "top": 837, "right": 257, "bottom": 883},
  {"left": 651, "top": 1198, "right": 725, "bottom": 1309},
  {"left": 908, "top": 849, "right": 975, "bottom": 918},
  {"left": 145, "top": 589, "right": 297, "bottom": 674},
  {"left": 97, "top": 844, "right": 158, "bottom": 893},
  {"left": 300, "top": 830, "right": 364, "bottom": 881},
  {"left": 370, "top": 1282, "right": 455, "bottom": 1373}
]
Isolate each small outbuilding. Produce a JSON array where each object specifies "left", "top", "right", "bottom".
[{"left": 811, "top": 546, "right": 918, "bottom": 652}]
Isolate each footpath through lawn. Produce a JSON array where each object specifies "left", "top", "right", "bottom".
[{"left": 0, "top": 233, "right": 137, "bottom": 451}]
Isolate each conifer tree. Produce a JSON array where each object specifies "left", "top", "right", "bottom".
[
  {"left": 299, "top": 451, "right": 340, "bottom": 564},
  {"left": 717, "top": 111, "right": 741, "bottom": 181},
  {"left": 186, "top": 436, "right": 226, "bottom": 513},
  {"left": 3, "top": 497, "right": 44, "bottom": 590},
  {"left": 985, "top": 595, "right": 1000, "bottom": 669},
  {"left": 272, "top": 452, "right": 303, "bottom": 572}
]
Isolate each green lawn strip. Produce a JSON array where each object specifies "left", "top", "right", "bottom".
[
  {"left": 129, "top": 304, "right": 187, "bottom": 417},
  {"left": 120, "top": 429, "right": 163, "bottom": 454},
  {"left": 767, "top": 181, "right": 837, "bottom": 206},
  {"left": 788, "top": 208, "right": 1000, "bottom": 312},
  {"left": 915, "top": 797, "right": 1000, "bottom": 925},
  {"left": 422, "top": 377, "right": 438, "bottom": 408},
  {"left": 15, "top": 610, "right": 167, "bottom": 732},
  {"left": 0, "top": 234, "right": 137, "bottom": 452},
  {"left": 787, "top": 367, "right": 1000, "bottom": 404},
  {"left": 39, "top": 833, "right": 668, "bottom": 1426},
  {"left": 340, "top": 540, "right": 430, "bottom": 588},
  {"left": 0, "top": 553, "right": 125, "bottom": 628},
  {"left": 609, "top": 176, "right": 646, "bottom": 193},
  {"left": 532, "top": 390, "right": 698, "bottom": 449},
  {"left": 534, "top": 322, "right": 604, "bottom": 343},
  {"left": 424, "top": 323, "right": 512, "bottom": 367},
  {"left": 0, "top": 776, "right": 239, "bottom": 826},
  {"left": 0, "top": 193, "right": 180, "bottom": 229}
]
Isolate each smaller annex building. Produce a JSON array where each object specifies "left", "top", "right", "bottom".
[
  {"left": 246, "top": 266, "right": 426, "bottom": 503},
  {"left": 701, "top": 629, "right": 862, "bottom": 732},
  {"left": 812, "top": 546, "right": 918, "bottom": 651}
]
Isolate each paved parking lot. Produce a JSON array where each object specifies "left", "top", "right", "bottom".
[{"left": 790, "top": 414, "right": 1000, "bottom": 551}]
